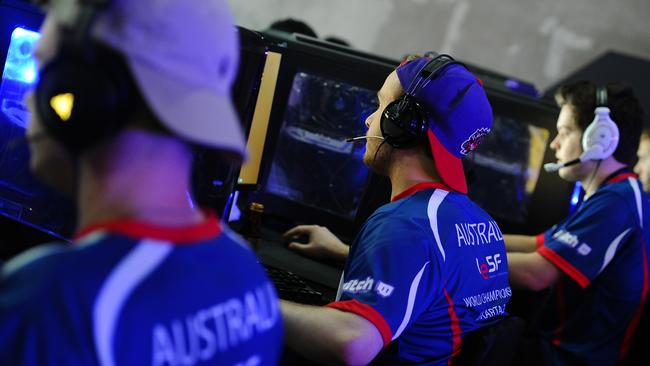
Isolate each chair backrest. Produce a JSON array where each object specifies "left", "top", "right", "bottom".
[{"left": 454, "top": 316, "right": 526, "bottom": 366}]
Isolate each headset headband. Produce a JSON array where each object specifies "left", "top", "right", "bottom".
[
  {"left": 404, "top": 54, "right": 462, "bottom": 96},
  {"left": 596, "top": 85, "right": 608, "bottom": 107},
  {"left": 397, "top": 54, "right": 463, "bottom": 113}
]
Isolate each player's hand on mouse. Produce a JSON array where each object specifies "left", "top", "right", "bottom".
[{"left": 283, "top": 225, "right": 349, "bottom": 263}]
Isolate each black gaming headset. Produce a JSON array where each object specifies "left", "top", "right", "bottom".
[
  {"left": 380, "top": 54, "right": 466, "bottom": 148},
  {"left": 34, "top": 0, "right": 136, "bottom": 153}
]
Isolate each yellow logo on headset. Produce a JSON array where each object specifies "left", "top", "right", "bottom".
[{"left": 50, "top": 93, "right": 75, "bottom": 122}]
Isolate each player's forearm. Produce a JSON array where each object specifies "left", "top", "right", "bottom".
[
  {"left": 503, "top": 234, "right": 537, "bottom": 253},
  {"left": 507, "top": 252, "right": 559, "bottom": 291},
  {"left": 280, "top": 300, "right": 381, "bottom": 366}
]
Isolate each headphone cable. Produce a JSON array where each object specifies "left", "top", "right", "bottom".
[{"left": 584, "top": 159, "right": 602, "bottom": 199}]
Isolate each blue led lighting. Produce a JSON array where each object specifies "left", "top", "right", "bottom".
[
  {"left": 0, "top": 27, "right": 41, "bottom": 128},
  {"left": 569, "top": 181, "right": 583, "bottom": 212},
  {"left": 2, "top": 27, "right": 41, "bottom": 84}
]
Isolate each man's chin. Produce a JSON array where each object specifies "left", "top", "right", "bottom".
[
  {"left": 363, "top": 154, "right": 389, "bottom": 176},
  {"left": 557, "top": 167, "right": 580, "bottom": 183},
  {"left": 362, "top": 155, "right": 376, "bottom": 173}
]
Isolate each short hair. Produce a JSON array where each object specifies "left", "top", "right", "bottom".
[
  {"left": 641, "top": 128, "right": 650, "bottom": 140},
  {"left": 555, "top": 81, "right": 645, "bottom": 166},
  {"left": 267, "top": 18, "right": 317, "bottom": 38}
]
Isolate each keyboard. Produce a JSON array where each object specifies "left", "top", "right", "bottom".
[{"left": 265, "top": 265, "right": 325, "bottom": 304}]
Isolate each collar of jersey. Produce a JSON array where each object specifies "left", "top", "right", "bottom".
[
  {"left": 73, "top": 210, "right": 221, "bottom": 244},
  {"left": 604, "top": 168, "right": 638, "bottom": 185},
  {"left": 391, "top": 182, "right": 452, "bottom": 202}
]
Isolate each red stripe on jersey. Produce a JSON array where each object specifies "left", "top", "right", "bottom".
[
  {"left": 74, "top": 210, "right": 221, "bottom": 244},
  {"left": 552, "top": 278, "right": 566, "bottom": 346},
  {"left": 444, "top": 288, "right": 462, "bottom": 365},
  {"left": 538, "top": 246, "right": 590, "bottom": 288},
  {"left": 619, "top": 242, "right": 649, "bottom": 362},
  {"left": 535, "top": 233, "right": 545, "bottom": 249},
  {"left": 606, "top": 173, "right": 638, "bottom": 184},
  {"left": 391, "top": 182, "right": 451, "bottom": 202},
  {"left": 326, "top": 299, "right": 393, "bottom": 347}
]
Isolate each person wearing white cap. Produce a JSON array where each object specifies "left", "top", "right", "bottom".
[{"left": 0, "top": 0, "right": 283, "bottom": 365}]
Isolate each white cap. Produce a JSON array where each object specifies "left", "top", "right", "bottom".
[{"left": 90, "top": 0, "right": 246, "bottom": 161}]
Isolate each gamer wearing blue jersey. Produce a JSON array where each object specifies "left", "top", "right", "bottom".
[
  {"left": 0, "top": 217, "right": 282, "bottom": 365},
  {"left": 329, "top": 183, "right": 511, "bottom": 365},
  {"left": 0, "top": 0, "right": 282, "bottom": 364},
  {"left": 281, "top": 55, "right": 511, "bottom": 365},
  {"left": 505, "top": 82, "right": 648, "bottom": 366}
]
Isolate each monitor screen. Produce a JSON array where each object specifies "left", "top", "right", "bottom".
[
  {"left": 465, "top": 115, "right": 550, "bottom": 223},
  {"left": 0, "top": 26, "right": 75, "bottom": 239},
  {"left": 264, "top": 71, "right": 377, "bottom": 220}
]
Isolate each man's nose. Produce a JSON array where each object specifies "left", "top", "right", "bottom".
[{"left": 365, "top": 113, "right": 374, "bottom": 128}]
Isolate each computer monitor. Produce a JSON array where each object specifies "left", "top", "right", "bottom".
[
  {"left": 265, "top": 71, "right": 376, "bottom": 221},
  {"left": 233, "top": 30, "right": 396, "bottom": 239},
  {"left": 0, "top": 3, "right": 77, "bottom": 247},
  {"left": 479, "top": 90, "right": 573, "bottom": 234},
  {"left": 464, "top": 114, "right": 550, "bottom": 224}
]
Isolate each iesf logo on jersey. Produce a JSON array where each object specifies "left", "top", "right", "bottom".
[{"left": 475, "top": 253, "right": 502, "bottom": 280}]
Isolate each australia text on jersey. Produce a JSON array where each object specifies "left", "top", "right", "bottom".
[
  {"left": 455, "top": 220, "right": 503, "bottom": 247},
  {"left": 151, "top": 283, "right": 279, "bottom": 366}
]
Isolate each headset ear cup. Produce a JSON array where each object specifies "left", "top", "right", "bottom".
[
  {"left": 581, "top": 107, "right": 619, "bottom": 160},
  {"left": 34, "top": 46, "right": 135, "bottom": 153},
  {"left": 380, "top": 99, "right": 406, "bottom": 142},
  {"left": 380, "top": 97, "right": 427, "bottom": 148}
]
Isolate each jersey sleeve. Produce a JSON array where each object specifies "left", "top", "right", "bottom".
[
  {"left": 537, "top": 192, "right": 636, "bottom": 288},
  {"left": 326, "top": 216, "right": 439, "bottom": 346},
  {"left": 0, "top": 262, "right": 96, "bottom": 365},
  {"left": 0, "top": 303, "right": 98, "bottom": 366}
]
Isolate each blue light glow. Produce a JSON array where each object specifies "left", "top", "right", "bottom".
[
  {"left": 2, "top": 27, "right": 41, "bottom": 84},
  {"left": 569, "top": 181, "right": 583, "bottom": 212},
  {"left": 0, "top": 27, "right": 41, "bottom": 128}
]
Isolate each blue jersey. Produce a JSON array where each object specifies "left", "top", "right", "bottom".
[
  {"left": 537, "top": 172, "right": 650, "bottom": 365},
  {"left": 0, "top": 212, "right": 283, "bottom": 366},
  {"left": 326, "top": 183, "right": 511, "bottom": 365}
]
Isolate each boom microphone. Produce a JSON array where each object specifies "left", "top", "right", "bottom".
[
  {"left": 543, "top": 145, "right": 608, "bottom": 173},
  {"left": 543, "top": 158, "right": 580, "bottom": 172},
  {"left": 345, "top": 135, "right": 385, "bottom": 142}
]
